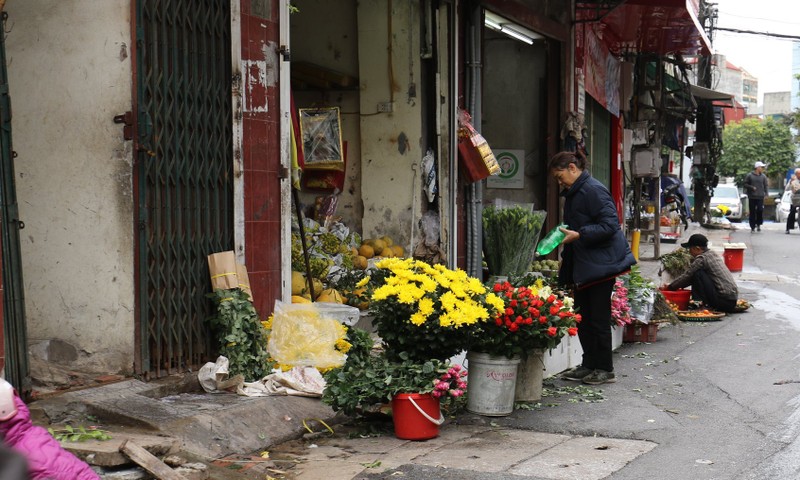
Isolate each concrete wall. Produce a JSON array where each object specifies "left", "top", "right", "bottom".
[
  {"left": 763, "top": 91, "right": 791, "bottom": 116},
  {"left": 5, "top": 1, "right": 134, "bottom": 375},
  {"left": 357, "top": 0, "right": 422, "bottom": 250}
]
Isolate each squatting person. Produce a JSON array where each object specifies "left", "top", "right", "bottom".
[{"left": 662, "top": 233, "right": 739, "bottom": 313}]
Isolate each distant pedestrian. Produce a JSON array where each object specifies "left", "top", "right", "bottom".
[
  {"left": 785, "top": 168, "right": 800, "bottom": 234},
  {"left": 743, "top": 161, "right": 769, "bottom": 232},
  {"left": 548, "top": 151, "right": 636, "bottom": 386},
  {"left": 662, "top": 234, "right": 739, "bottom": 313}
]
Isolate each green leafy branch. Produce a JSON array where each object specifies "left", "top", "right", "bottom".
[{"left": 48, "top": 425, "right": 112, "bottom": 442}]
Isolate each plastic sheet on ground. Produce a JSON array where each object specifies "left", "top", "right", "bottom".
[
  {"left": 198, "top": 357, "right": 326, "bottom": 397},
  {"left": 238, "top": 367, "right": 326, "bottom": 397}
]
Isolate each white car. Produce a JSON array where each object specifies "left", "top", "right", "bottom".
[
  {"left": 776, "top": 190, "right": 793, "bottom": 223},
  {"left": 709, "top": 184, "right": 744, "bottom": 222}
]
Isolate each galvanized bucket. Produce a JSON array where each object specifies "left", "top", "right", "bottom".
[{"left": 465, "top": 352, "right": 520, "bottom": 416}]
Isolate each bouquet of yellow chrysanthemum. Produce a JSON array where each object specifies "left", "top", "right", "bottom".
[{"left": 369, "top": 257, "right": 505, "bottom": 362}]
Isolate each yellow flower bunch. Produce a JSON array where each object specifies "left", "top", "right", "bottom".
[
  {"left": 373, "top": 257, "right": 504, "bottom": 328},
  {"left": 370, "top": 257, "right": 505, "bottom": 361}
]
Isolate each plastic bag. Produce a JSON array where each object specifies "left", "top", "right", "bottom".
[
  {"left": 267, "top": 301, "right": 348, "bottom": 369},
  {"left": 628, "top": 289, "right": 655, "bottom": 324},
  {"left": 422, "top": 149, "right": 437, "bottom": 203}
]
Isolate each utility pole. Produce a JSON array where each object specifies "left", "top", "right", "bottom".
[{"left": 692, "top": 1, "right": 720, "bottom": 224}]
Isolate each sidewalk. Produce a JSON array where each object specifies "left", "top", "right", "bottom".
[{"left": 30, "top": 222, "right": 738, "bottom": 478}]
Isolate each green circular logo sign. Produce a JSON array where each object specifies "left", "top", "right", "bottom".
[{"left": 496, "top": 152, "right": 520, "bottom": 179}]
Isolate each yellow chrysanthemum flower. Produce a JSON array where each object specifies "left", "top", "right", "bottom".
[
  {"left": 410, "top": 312, "right": 427, "bottom": 326},
  {"left": 397, "top": 284, "right": 425, "bottom": 304},
  {"left": 418, "top": 297, "right": 435, "bottom": 316},
  {"left": 486, "top": 293, "right": 506, "bottom": 312},
  {"left": 335, "top": 339, "right": 352, "bottom": 353},
  {"left": 355, "top": 276, "right": 370, "bottom": 288}
]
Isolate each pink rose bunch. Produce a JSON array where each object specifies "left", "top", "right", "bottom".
[
  {"left": 611, "top": 279, "right": 632, "bottom": 327},
  {"left": 432, "top": 364, "right": 467, "bottom": 399}
]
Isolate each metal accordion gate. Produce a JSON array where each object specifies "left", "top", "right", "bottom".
[{"left": 134, "top": 0, "right": 233, "bottom": 378}]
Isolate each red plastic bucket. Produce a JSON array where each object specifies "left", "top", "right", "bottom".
[
  {"left": 723, "top": 248, "right": 745, "bottom": 272},
  {"left": 660, "top": 288, "right": 691, "bottom": 310},
  {"left": 391, "top": 393, "right": 444, "bottom": 440}
]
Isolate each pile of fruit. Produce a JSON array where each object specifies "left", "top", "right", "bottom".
[
  {"left": 676, "top": 309, "right": 725, "bottom": 321},
  {"left": 355, "top": 236, "right": 405, "bottom": 268},
  {"left": 290, "top": 217, "right": 404, "bottom": 311},
  {"left": 530, "top": 259, "right": 560, "bottom": 276}
]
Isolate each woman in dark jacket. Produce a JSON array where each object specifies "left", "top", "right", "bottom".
[{"left": 549, "top": 152, "right": 636, "bottom": 385}]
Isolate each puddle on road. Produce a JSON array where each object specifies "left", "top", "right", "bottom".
[{"left": 751, "top": 287, "right": 800, "bottom": 331}]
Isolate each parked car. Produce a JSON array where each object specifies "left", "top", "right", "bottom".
[
  {"left": 763, "top": 188, "right": 783, "bottom": 221},
  {"left": 776, "top": 190, "right": 793, "bottom": 223},
  {"left": 709, "top": 184, "right": 744, "bottom": 221}
]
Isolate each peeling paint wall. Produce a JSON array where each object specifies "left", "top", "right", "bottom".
[
  {"left": 357, "top": 0, "right": 421, "bottom": 249},
  {"left": 4, "top": 1, "right": 134, "bottom": 376}
]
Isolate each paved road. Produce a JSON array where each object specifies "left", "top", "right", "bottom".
[{"left": 267, "top": 220, "right": 800, "bottom": 480}]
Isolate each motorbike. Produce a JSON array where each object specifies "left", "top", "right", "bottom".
[{"left": 663, "top": 181, "right": 689, "bottom": 231}]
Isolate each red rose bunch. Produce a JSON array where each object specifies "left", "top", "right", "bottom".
[{"left": 469, "top": 281, "right": 580, "bottom": 359}]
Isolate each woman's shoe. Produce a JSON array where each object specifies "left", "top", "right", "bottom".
[{"left": 562, "top": 365, "right": 593, "bottom": 381}]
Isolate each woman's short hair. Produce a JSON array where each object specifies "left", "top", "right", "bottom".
[{"left": 548, "top": 151, "right": 586, "bottom": 171}]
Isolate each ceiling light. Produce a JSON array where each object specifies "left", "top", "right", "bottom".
[
  {"left": 484, "top": 18, "right": 502, "bottom": 31},
  {"left": 499, "top": 25, "right": 534, "bottom": 45},
  {"left": 483, "top": 10, "right": 544, "bottom": 45}
]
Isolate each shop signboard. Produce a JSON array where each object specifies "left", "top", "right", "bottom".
[{"left": 486, "top": 149, "right": 525, "bottom": 189}]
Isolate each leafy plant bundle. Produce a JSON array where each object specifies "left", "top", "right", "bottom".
[
  {"left": 482, "top": 204, "right": 546, "bottom": 277},
  {"left": 369, "top": 257, "right": 505, "bottom": 362},
  {"left": 658, "top": 247, "right": 692, "bottom": 278},
  {"left": 322, "top": 349, "right": 465, "bottom": 417},
  {"left": 619, "top": 265, "right": 656, "bottom": 323},
  {"left": 48, "top": 425, "right": 111, "bottom": 443},
  {"left": 207, "top": 288, "right": 271, "bottom": 381},
  {"left": 469, "top": 280, "right": 579, "bottom": 359}
]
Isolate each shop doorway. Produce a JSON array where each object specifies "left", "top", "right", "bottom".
[{"left": 480, "top": 12, "right": 550, "bottom": 210}]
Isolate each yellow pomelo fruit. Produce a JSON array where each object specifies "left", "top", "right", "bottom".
[
  {"left": 372, "top": 239, "right": 386, "bottom": 255},
  {"left": 390, "top": 245, "right": 404, "bottom": 257},
  {"left": 358, "top": 244, "right": 374, "bottom": 259},
  {"left": 350, "top": 247, "right": 359, "bottom": 257},
  {"left": 355, "top": 255, "right": 368, "bottom": 270},
  {"left": 291, "top": 295, "right": 312, "bottom": 304},
  {"left": 381, "top": 236, "right": 394, "bottom": 247},
  {"left": 316, "top": 288, "right": 344, "bottom": 304},
  {"left": 363, "top": 238, "right": 376, "bottom": 247},
  {"left": 291, "top": 271, "right": 306, "bottom": 295},
  {"left": 310, "top": 278, "right": 324, "bottom": 298},
  {"left": 380, "top": 247, "right": 395, "bottom": 258}
]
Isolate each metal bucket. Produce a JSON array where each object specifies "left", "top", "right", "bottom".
[
  {"left": 515, "top": 349, "right": 544, "bottom": 402},
  {"left": 466, "top": 352, "right": 520, "bottom": 416}
]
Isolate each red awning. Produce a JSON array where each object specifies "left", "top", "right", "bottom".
[{"left": 578, "top": 0, "right": 712, "bottom": 56}]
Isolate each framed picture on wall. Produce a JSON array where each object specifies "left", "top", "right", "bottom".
[{"left": 298, "top": 107, "right": 345, "bottom": 171}]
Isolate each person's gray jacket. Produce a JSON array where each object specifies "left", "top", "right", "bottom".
[{"left": 743, "top": 171, "right": 768, "bottom": 199}]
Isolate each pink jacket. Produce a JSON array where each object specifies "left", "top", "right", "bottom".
[{"left": 0, "top": 393, "right": 100, "bottom": 480}]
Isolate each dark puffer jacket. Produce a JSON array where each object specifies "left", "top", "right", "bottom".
[{"left": 558, "top": 171, "right": 636, "bottom": 287}]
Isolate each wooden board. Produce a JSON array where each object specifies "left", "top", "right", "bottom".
[{"left": 120, "top": 440, "right": 186, "bottom": 480}]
